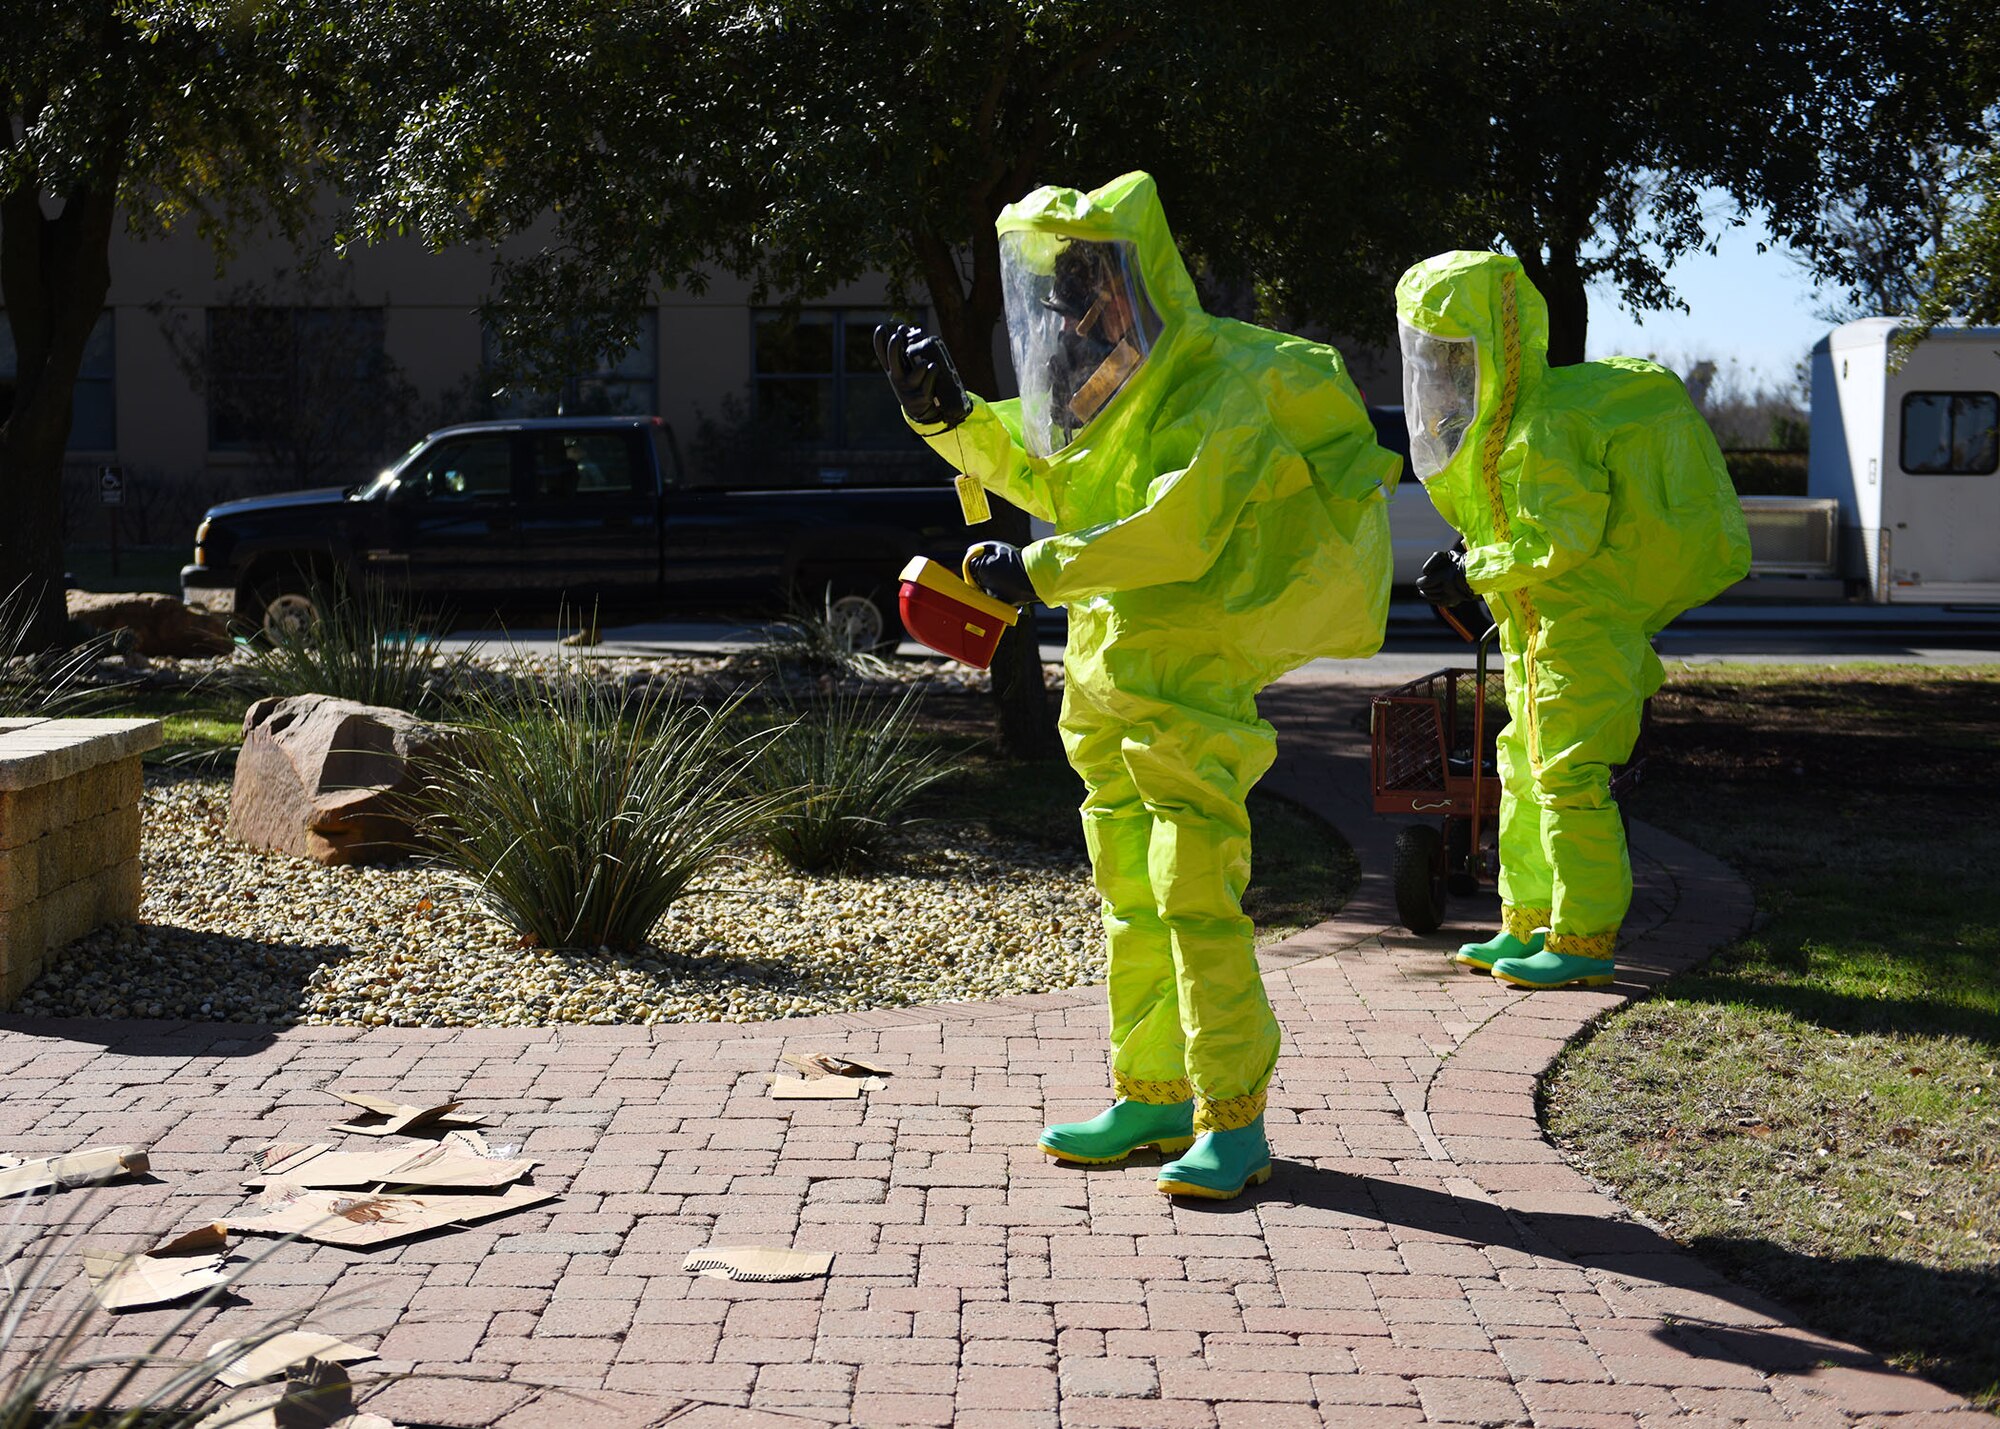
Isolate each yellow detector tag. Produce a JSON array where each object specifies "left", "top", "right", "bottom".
[{"left": 954, "top": 472, "right": 991, "bottom": 526}]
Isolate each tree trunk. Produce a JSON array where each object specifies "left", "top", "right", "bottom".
[
  {"left": 1517, "top": 239, "right": 1590, "bottom": 368},
  {"left": 0, "top": 182, "right": 119, "bottom": 650},
  {"left": 916, "top": 227, "right": 1062, "bottom": 761}
]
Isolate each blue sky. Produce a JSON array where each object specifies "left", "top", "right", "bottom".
[{"left": 1585, "top": 208, "right": 1832, "bottom": 394}]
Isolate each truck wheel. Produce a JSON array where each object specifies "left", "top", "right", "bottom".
[
  {"left": 814, "top": 583, "right": 897, "bottom": 655},
  {"left": 244, "top": 580, "right": 320, "bottom": 642},
  {"left": 1393, "top": 823, "right": 1448, "bottom": 934}
]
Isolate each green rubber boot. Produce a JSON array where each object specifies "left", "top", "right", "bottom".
[
  {"left": 1039, "top": 1100, "right": 1196, "bottom": 1165},
  {"left": 1155, "top": 1117, "right": 1272, "bottom": 1200},
  {"left": 1455, "top": 928, "right": 1544, "bottom": 972},
  {"left": 1491, "top": 948, "right": 1615, "bottom": 989}
]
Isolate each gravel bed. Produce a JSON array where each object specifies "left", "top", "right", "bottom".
[
  {"left": 18, "top": 774, "right": 1103, "bottom": 1028},
  {"left": 110, "top": 643, "right": 1063, "bottom": 701}
]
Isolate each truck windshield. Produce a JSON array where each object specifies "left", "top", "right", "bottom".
[{"left": 355, "top": 439, "right": 431, "bottom": 499}]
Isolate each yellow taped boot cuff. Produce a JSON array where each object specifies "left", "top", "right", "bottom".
[
  {"left": 1454, "top": 928, "right": 1545, "bottom": 972},
  {"left": 1039, "top": 1099, "right": 1195, "bottom": 1165},
  {"left": 1156, "top": 1115, "right": 1272, "bottom": 1200}
]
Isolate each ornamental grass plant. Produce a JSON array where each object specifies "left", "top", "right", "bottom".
[
  {"left": 411, "top": 667, "right": 791, "bottom": 952},
  {"left": 1, "top": 1196, "right": 364, "bottom": 1428},
  {"left": 233, "top": 575, "right": 470, "bottom": 714},
  {"left": 0, "top": 581, "right": 121, "bottom": 717},
  {"left": 752, "top": 681, "right": 953, "bottom": 873},
  {"left": 746, "top": 588, "right": 899, "bottom": 681}
]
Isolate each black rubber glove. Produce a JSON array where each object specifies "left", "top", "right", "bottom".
[
  {"left": 965, "top": 542, "right": 1036, "bottom": 606},
  {"left": 1416, "top": 548, "right": 1477, "bottom": 607},
  {"left": 873, "top": 323, "right": 969, "bottom": 429}
]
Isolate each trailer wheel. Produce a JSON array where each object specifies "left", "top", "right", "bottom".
[{"left": 1393, "top": 823, "right": 1448, "bottom": 934}]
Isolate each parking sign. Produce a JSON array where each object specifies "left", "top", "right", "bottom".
[{"left": 98, "top": 465, "right": 125, "bottom": 507}]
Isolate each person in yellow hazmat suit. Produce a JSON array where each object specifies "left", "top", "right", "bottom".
[
  {"left": 873, "top": 171, "right": 1398, "bottom": 1199},
  {"left": 1395, "top": 250, "right": 1750, "bottom": 991}
]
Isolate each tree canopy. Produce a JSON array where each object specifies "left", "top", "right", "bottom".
[{"left": 1, "top": 0, "right": 352, "bottom": 642}]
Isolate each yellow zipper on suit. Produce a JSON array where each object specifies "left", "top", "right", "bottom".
[{"left": 1478, "top": 272, "right": 1543, "bottom": 771}]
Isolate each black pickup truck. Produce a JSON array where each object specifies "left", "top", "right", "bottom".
[{"left": 181, "top": 416, "right": 996, "bottom": 645}]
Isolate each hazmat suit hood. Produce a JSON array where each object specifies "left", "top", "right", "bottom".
[
  {"left": 998, "top": 172, "right": 1202, "bottom": 458},
  {"left": 1395, "top": 251, "right": 1551, "bottom": 484}
]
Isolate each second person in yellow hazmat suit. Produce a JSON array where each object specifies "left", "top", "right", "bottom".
[
  {"left": 1395, "top": 251, "right": 1751, "bottom": 990},
  {"left": 875, "top": 171, "right": 1398, "bottom": 1199}
]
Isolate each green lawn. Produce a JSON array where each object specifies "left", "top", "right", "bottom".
[{"left": 1544, "top": 664, "right": 2000, "bottom": 1407}]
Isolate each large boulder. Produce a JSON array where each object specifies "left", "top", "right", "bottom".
[
  {"left": 228, "top": 694, "right": 455, "bottom": 865},
  {"left": 66, "top": 591, "right": 231, "bottom": 657}
]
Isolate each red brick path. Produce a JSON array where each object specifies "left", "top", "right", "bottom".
[{"left": 0, "top": 674, "right": 1979, "bottom": 1426}]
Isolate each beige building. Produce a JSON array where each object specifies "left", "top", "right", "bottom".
[
  {"left": 8, "top": 221, "right": 1400, "bottom": 551},
  {"left": 8, "top": 222, "right": 955, "bottom": 548}
]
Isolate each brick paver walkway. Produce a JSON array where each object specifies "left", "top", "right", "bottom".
[{"left": 1, "top": 672, "right": 1982, "bottom": 1426}]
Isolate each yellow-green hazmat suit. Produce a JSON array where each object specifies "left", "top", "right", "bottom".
[
  {"left": 910, "top": 172, "right": 1397, "bottom": 1134},
  {"left": 1395, "top": 251, "right": 1750, "bottom": 963}
]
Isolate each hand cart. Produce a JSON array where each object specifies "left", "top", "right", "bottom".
[{"left": 1368, "top": 617, "right": 1648, "bottom": 934}]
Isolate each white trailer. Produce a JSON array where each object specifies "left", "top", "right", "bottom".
[{"left": 1794, "top": 318, "right": 2000, "bottom": 604}]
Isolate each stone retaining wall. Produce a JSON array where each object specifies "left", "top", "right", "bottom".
[{"left": 0, "top": 717, "right": 161, "bottom": 1002}]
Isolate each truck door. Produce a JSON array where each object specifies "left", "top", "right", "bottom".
[
  {"left": 512, "top": 429, "right": 661, "bottom": 609},
  {"left": 383, "top": 431, "right": 522, "bottom": 609}
]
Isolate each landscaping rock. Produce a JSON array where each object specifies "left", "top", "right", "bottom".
[
  {"left": 228, "top": 695, "right": 453, "bottom": 865},
  {"left": 65, "top": 591, "right": 231, "bottom": 657}
]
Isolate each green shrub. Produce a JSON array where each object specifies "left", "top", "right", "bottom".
[
  {"left": 234, "top": 576, "right": 470, "bottom": 713},
  {"left": 412, "top": 669, "right": 790, "bottom": 951},
  {"left": 0, "top": 580, "right": 119, "bottom": 717},
  {"left": 753, "top": 682, "right": 953, "bottom": 873}
]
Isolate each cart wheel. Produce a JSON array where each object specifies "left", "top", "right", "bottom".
[
  {"left": 1393, "top": 824, "right": 1448, "bottom": 934},
  {"left": 1445, "top": 817, "right": 1480, "bottom": 896}
]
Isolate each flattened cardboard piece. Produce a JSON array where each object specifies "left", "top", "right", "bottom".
[
  {"left": 233, "top": 1183, "right": 557, "bottom": 1249},
  {"left": 155, "top": 1222, "right": 230, "bottom": 1255},
  {"left": 330, "top": 1088, "right": 489, "bottom": 1139},
  {"left": 779, "top": 1051, "right": 894, "bottom": 1080},
  {"left": 0, "top": 1144, "right": 150, "bottom": 1198},
  {"left": 681, "top": 1245, "right": 833, "bottom": 1282},
  {"left": 209, "top": 1331, "right": 375, "bottom": 1388},
  {"left": 769, "top": 1076, "right": 864, "bottom": 1101},
  {"left": 83, "top": 1232, "right": 232, "bottom": 1311},
  {"left": 195, "top": 1357, "right": 397, "bottom": 1429},
  {"left": 245, "top": 1141, "right": 536, "bottom": 1190}
]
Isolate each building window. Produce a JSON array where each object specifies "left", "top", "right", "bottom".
[
  {"left": 1901, "top": 391, "right": 1999, "bottom": 475},
  {"left": 0, "top": 310, "right": 115, "bottom": 451},
  {"left": 484, "top": 312, "right": 657, "bottom": 418},
  {"left": 208, "top": 305, "right": 389, "bottom": 456},
  {"left": 754, "top": 308, "right": 908, "bottom": 450}
]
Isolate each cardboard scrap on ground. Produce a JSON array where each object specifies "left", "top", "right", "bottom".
[
  {"left": 82, "top": 1223, "right": 233, "bottom": 1310},
  {"left": 209, "top": 1331, "right": 376, "bottom": 1388},
  {"left": 769, "top": 1051, "right": 891, "bottom": 1100},
  {"left": 0, "top": 1144, "right": 150, "bottom": 1198},
  {"left": 329, "top": 1089, "right": 489, "bottom": 1139},
  {"left": 244, "top": 1141, "right": 537, "bottom": 1191},
  {"left": 681, "top": 1245, "right": 834, "bottom": 1282},
  {"left": 233, "top": 1183, "right": 556, "bottom": 1249},
  {"left": 768, "top": 1076, "right": 873, "bottom": 1101},
  {"left": 196, "top": 1357, "right": 398, "bottom": 1429},
  {"left": 779, "top": 1051, "right": 894, "bottom": 1080}
]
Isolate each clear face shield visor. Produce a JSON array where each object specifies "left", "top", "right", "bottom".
[
  {"left": 1399, "top": 322, "right": 1479, "bottom": 481},
  {"left": 1000, "top": 233, "right": 1161, "bottom": 458}
]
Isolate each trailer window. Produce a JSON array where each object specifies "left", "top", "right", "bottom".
[{"left": 1900, "top": 392, "right": 1998, "bottom": 475}]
